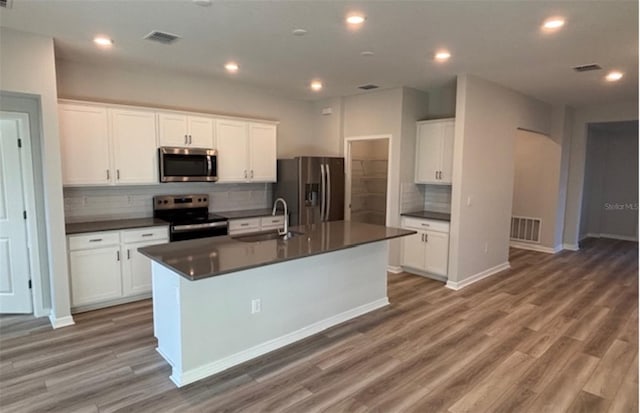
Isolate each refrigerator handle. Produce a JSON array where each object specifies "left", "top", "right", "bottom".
[
  {"left": 326, "top": 163, "right": 331, "bottom": 221},
  {"left": 320, "top": 163, "right": 326, "bottom": 222}
]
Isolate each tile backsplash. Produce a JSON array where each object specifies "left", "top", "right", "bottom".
[
  {"left": 400, "top": 183, "right": 451, "bottom": 214},
  {"left": 64, "top": 183, "right": 272, "bottom": 223}
]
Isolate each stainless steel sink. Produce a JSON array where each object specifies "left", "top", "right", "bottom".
[{"left": 233, "top": 230, "right": 304, "bottom": 243}]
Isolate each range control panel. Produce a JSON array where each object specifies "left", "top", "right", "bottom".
[{"left": 153, "top": 194, "right": 209, "bottom": 210}]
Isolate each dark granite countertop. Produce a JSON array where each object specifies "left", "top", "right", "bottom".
[
  {"left": 216, "top": 209, "right": 284, "bottom": 219},
  {"left": 66, "top": 218, "right": 169, "bottom": 235},
  {"left": 401, "top": 210, "right": 451, "bottom": 222},
  {"left": 139, "top": 221, "right": 415, "bottom": 280}
]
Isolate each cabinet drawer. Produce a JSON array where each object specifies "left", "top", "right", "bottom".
[
  {"left": 402, "top": 217, "right": 450, "bottom": 233},
  {"left": 260, "top": 215, "right": 284, "bottom": 230},
  {"left": 68, "top": 231, "right": 120, "bottom": 251},
  {"left": 228, "top": 218, "right": 261, "bottom": 235},
  {"left": 121, "top": 226, "right": 169, "bottom": 244}
]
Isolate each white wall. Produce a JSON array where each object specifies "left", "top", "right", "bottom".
[
  {"left": 449, "top": 74, "right": 552, "bottom": 284},
  {"left": 563, "top": 101, "right": 638, "bottom": 247},
  {"left": 0, "top": 28, "right": 72, "bottom": 323},
  {"left": 512, "top": 129, "right": 561, "bottom": 249},
  {"left": 311, "top": 97, "right": 344, "bottom": 156},
  {"left": 55, "top": 59, "right": 316, "bottom": 158},
  {"left": 580, "top": 122, "right": 639, "bottom": 240}
]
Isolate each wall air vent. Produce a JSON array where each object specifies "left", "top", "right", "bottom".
[
  {"left": 358, "top": 84, "right": 379, "bottom": 90},
  {"left": 573, "top": 64, "right": 602, "bottom": 72},
  {"left": 0, "top": 0, "right": 14, "bottom": 9},
  {"left": 511, "top": 216, "right": 542, "bottom": 243},
  {"left": 144, "top": 31, "right": 181, "bottom": 45}
]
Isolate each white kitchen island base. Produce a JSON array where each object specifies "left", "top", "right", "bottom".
[{"left": 151, "top": 240, "right": 389, "bottom": 387}]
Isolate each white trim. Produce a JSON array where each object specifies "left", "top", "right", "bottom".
[
  {"left": 387, "top": 265, "right": 403, "bottom": 274},
  {"left": 445, "top": 262, "right": 511, "bottom": 291},
  {"left": 583, "top": 233, "right": 638, "bottom": 242},
  {"left": 170, "top": 297, "right": 389, "bottom": 387},
  {"left": 509, "top": 241, "right": 561, "bottom": 254},
  {"left": 49, "top": 314, "right": 75, "bottom": 329},
  {"left": 563, "top": 243, "right": 580, "bottom": 251},
  {"left": 344, "top": 135, "right": 392, "bottom": 226}
]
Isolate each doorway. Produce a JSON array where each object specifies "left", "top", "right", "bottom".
[
  {"left": 345, "top": 137, "right": 390, "bottom": 225},
  {"left": 0, "top": 112, "right": 40, "bottom": 313}
]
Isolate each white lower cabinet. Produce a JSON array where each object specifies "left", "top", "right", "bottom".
[
  {"left": 401, "top": 217, "right": 450, "bottom": 277},
  {"left": 228, "top": 215, "right": 285, "bottom": 236},
  {"left": 68, "top": 226, "right": 168, "bottom": 310}
]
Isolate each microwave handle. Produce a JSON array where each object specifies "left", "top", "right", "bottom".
[{"left": 207, "top": 156, "right": 213, "bottom": 177}]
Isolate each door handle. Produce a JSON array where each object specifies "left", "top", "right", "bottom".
[
  {"left": 127, "top": 249, "right": 131, "bottom": 260},
  {"left": 184, "top": 134, "right": 188, "bottom": 145},
  {"left": 189, "top": 135, "right": 192, "bottom": 145},
  {"left": 116, "top": 169, "right": 120, "bottom": 180},
  {"left": 244, "top": 170, "right": 248, "bottom": 179},
  {"left": 106, "top": 169, "right": 110, "bottom": 180},
  {"left": 320, "top": 164, "right": 326, "bottom": 222},
  {"left": 425, "top": 233, "right": 429, "bottom": 242},
  {"left": 250, "top": 170, "right": 254, "bottom": 179},
  {"left": 326, "top": 163, "right": 331, "bottom": 221},
  {"left": 421, "top": 234, "right": 424, "bottom": 242},
  {"left": 116, "top": 250, "right": 120, "bottom": 261},
  {"left": 435, "top": 171, "right": 437, "bottom": 180}
]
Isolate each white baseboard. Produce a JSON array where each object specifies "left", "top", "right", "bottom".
[
  {"left": 387, "top": 265, "right": 403, "bottom": 274},
  {"left": 583, "top": 233, "right": 638, "bottom": 242},
  {"left": 445, "top": 262, "right": 511, "bottom": 291},
  {"left": 169, "top": 297, "right": 390, "bottom": 387},
  {"left": 400, "top": 266, "right": 447, "bottom": 283},
  {"left": 509, "top": 241, "right": 561, "bottom": 254},
  {"left": 49, "top": 314, "right": 75, "bottom": 329},
  {"left": 562, "top": 243, "right": 580, "bottom": 251}
]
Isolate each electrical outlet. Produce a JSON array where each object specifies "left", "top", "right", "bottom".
[{"left": 251, "top": 299, "right": 261, "bottom": 314}]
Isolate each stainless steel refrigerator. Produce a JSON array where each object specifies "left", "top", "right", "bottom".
[{"left": 275, "top": 157, "right": 345, "bottom": 226}]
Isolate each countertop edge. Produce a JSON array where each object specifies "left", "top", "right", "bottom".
[
  {"left": 139, "top": 230, "right": 416, "bottom": 281},
  {"left": 65, "top": 219, "right": 169, "bottom": 235},
  {"left": 400, "top": 211, "right": 451, "bottom": 222}
]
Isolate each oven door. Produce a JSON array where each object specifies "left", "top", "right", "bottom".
[
  {"left": 170, "top": 221, "right": 228, "bottom": 242},
  {"left": 159, "top": 147, "right": 218, "bottom": 183}
]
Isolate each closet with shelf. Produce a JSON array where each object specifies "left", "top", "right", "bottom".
[{"left": 349, "top": 140, "right": 389, "bottom": 225}]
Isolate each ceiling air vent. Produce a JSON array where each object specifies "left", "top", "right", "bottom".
[
  {"left": 0, "top": 0, "right": 14, "bottom": 9},
  {"left": 358, "top": 84, "right": 379, "bottom": 90},
  {"left": 573, "top": 64, "right": 602, "bottom": 72},
  {"left": 144, "top": 31, "right": 181, "bottom": 45}
]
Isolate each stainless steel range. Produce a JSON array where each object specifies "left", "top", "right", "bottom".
[{"left": 153, "top": 194, "right": 228, "bottom": 242}]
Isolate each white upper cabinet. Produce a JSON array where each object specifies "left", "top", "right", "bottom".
[
  {"left": 158, "top": 112, "right": 214, "bottom": 148},
  {"left": 216, "top": 119, "right": 250, "bottom": 182},
  {"left": 59, "top": 104, "right": 111, "bottom": 185},
  {"left": 216, "top": 119, "right": 277, "bottom": 183},
  {"left": 59, "top": 103, "right": 158, "bottom": 186},
  {"left": 415, "top": 118, "right": 455, "bottom": 184},
  {"left": 110, "top": 108, "right": 158, "bottom": 185},
  {"left": 248, "top": 123, "right": 277, "bottom": 182}
]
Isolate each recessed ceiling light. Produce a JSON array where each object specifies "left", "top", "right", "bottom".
[
  {"left": 605, "top": 71, "right": 624, "bottom": 82},
  {"left": 310, "top": 81, "right": 323, "bottom": 91},
  {"left": 361, "top": 51, "right": 374, "bottom": 57},
  {"left": 292, "top": 29, "right": 308, "bottom": 36},
  {"left": 542, "top": 17, "right": 565, "bottom": 30},
  {"left": 225, "top": 62, "right": 239, "bottom": 73},
  {"left": 346, "top": 14, "right": 366, "bottom": 25},
  {"left": 93, "top": 36, "right": 113, "bottom": 47},
  {"left": 434, "top": 50, "right": 451, "bottom": 62},
  {"left": 192, "top": 0, "right": 212, "bottom": 6}
]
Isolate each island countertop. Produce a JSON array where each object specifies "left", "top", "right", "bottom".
[{"left": 138, "top": 221, "right": 415, "bottom": 280}]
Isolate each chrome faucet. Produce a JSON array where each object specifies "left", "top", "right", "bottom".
[{"left": 272, "top": 197, "right": 289, "bottom": 237}]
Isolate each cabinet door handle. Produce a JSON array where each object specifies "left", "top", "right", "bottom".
[
  {"left": 240, "top": 223, "right": 249, "bottom": 227},
  {"left": 116, "top": 250, "right": 120, "bottom": 261},
  {"left": 435, "top": 171, "right": 437, "bottom": 180},
  {"left": 106, "top": 169, "right": 110, "bottom": 180},
  {"left": 116, "top": 169, "right": 120, "bottom": 180},
  {"left": 89, "top": 238, "right": 103, "bottom": 243},
  {"left": 189, "top": 135, "right": 192, "bottom": 145},
  {"left": 184, "top": 134, "right": 188, "bottom": 144},
  {"left": 421, "top": 234, "right": 424, "bottom": 242},
  {"left": 244, "top": 170, "right": 248, "bottom": 179},
  {"left": 127, "top": 249, "right": 131, "bottom": 260},
  {"left": 141, "top": 233, "right": 153, "bottom": 237},
  {"left": 250, "top": 170, "right": 254, "bottom": 179},
  {"left": 425, "top": 233, "right": 429, "bottom": 243}
]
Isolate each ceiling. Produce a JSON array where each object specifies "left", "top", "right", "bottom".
[{"left": 0, "top": 1, "right": 637, "bottom": 106}]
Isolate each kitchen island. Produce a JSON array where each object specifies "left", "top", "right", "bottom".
[{"left": 139, "top": 221, "right": 414, "bottom": 387}]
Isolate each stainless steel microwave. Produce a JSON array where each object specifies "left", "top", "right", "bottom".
[{"left": 159, "top": 147, "right": 218, "bottom": 183}]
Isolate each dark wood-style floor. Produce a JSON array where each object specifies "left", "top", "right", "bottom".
[{"left": 0, "top": 238, "right": 637, "bottom": 412}]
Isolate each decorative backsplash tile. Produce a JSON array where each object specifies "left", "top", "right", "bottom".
[
  {"left": 63, "top": 183, "right": 272, "bottom": 223},
  {"left": 400, "top": 183, "right": 451, "bottom": 214}
]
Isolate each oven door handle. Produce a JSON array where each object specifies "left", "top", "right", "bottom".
[{"left": 172, "top": 222, "right": 229, "bottom": 232}]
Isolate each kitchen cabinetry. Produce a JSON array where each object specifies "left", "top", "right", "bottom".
[
  {"left": 415, "top": 118, "right": 455, "bottom": 184},
  {"left": 401, "top": 217, "right": 449, "bottom": 278},
  {"left": 158, "top": 112, "right": 214, "bottom": 148},
  {"left": 216, "top": 120, "right": 277, "bottom": 183},
  {"left": 59, "top": 103, "right": 158, "bottom": 186},
  {"left": 67, "top": 226, "right": 168, "bottom": 310},
  {"left": 228, "top": 215, "right": 285, "bottom": 235}
]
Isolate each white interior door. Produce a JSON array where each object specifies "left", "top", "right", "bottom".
[{"left": 0, "top": 118, "right": 33, "bottom": 313}]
